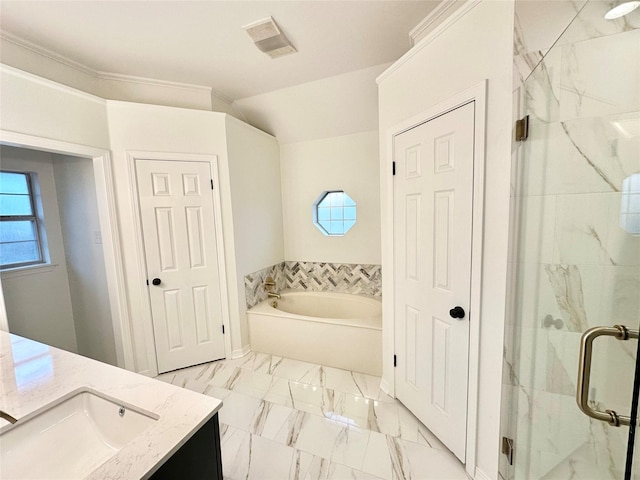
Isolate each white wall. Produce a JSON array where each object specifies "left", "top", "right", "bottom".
[
  {"left": 53, "top": 155, "right": 116, "bottom": 365},
  {"left": 106, "top": 102, "right": 280, "bottom": 369},
  {"left": 0, "top": 65, "right": 109, "bottom": 149},
  {"left": 0, "top": 146, "right": 78, "bottom": 352},
  {"left": 225, "top": 115, "right": 283, "bottom": 349},
  {"left": 233, "top": 64, "right": 388, "bottom": 144},
  {"left": 378, "top": 1, "right": 515, "bottom": 478},
  {"left": 106, "top": 102, "right": 231, "bottom": 373},
  {"left": 281, "top": 131, "right": 380, "bottom": 264}
]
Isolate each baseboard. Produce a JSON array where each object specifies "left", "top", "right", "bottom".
[
  {"left": 474, "top": 467, "right": 492, "bottom": 480},
  {"left": 380, "top": 377, "right": 393, "bottom": 398},
  {"left": 231, "top": 344, "right": 251, "bottom": 359}
]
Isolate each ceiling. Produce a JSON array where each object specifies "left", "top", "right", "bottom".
[{"left": 0, "top": 1, "right": 439, "bottom": 101}]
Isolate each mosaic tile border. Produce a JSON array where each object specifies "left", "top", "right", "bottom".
[
  {"left": 244, "top": 263, "right": 286, "bottom": 310},
  {"left": 244, "top": 261, "right": 382, "bottom": 309}
]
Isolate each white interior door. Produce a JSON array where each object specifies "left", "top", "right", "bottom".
[
  {"left": 393, "top": 101, "right": 475, "bottom": 462},
  {"left": 136, "top": 159, "right": 226, "bottom": 373}
]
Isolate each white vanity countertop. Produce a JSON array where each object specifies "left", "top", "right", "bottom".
[{"left": 0, "top": 332, "right": 223, "bottom": 479}]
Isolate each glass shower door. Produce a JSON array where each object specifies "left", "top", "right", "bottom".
[{"left": 504, "top": 1, "right": 640, "bottom": 478}]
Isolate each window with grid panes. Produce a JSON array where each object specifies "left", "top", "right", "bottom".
[
  {"left": 312, "top": 191, "right": 356, "bottom": 236},
  {"left": 0, "top": 171, "right": 45, "bottom": 269}
]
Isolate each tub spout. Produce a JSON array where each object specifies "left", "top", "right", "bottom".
[{"left": 264, "top": 276, "right": 280, "bottom": 299}]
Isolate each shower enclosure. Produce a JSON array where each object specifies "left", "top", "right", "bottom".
[{"left": 502, "top": 1, "right": 640, "bottom": 479}]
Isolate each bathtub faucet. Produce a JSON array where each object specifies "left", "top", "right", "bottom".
[{"left": 264, "top": 276, "right": 280, "bottom": 299}]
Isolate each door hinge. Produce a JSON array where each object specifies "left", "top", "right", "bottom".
[
  {"left": 393, "top": 354, "right": 397, "bottom": 367},
  {"left": 222, "top": 325, "right": 225, "bottom": 334},
  {"left": 392, "top": 161, "right": 396, "bottom": 176},
  {"left": 515, "top": 115, "right": 529, "bottom": 141},
  {"left": 211, "top": 179, "right": 214, "bottom": 190},
  {"left": 502, "top": 436, "right": 514, "bottom": 466}
]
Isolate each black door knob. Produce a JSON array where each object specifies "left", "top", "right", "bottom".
[
  {"left": 152, "top": 278, "right": 162, "bottom": 286},
  {"left": 449, "top": 306, "right": 465, "bottom": 319}
]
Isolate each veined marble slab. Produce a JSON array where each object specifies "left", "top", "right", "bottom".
[{"left": 0, "top": 332, "right": 222, "bottom": 479}]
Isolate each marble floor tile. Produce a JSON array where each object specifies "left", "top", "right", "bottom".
[
  {"left": 233, "top": 351, "right": 284, "bottom": 375},
  {"left": 204, "top": 362, "right": 240, "bottom": 387},
  {"left": 289, "top": 381, "right": 336, "bottom": 417},
  {"left": 271, "top": 357, "right": 322, "bottom": 382},
  {"left": 221, "top": 424, "right": 312, "bottom": 480},
  {"left": 157, "top": 352, "right": 466, "bottom": 480},
  {"left": 417, "top": 423, "right": 448, "bottom": 451},
  {"left": 280, "top": 411, "right": 347, "bottom": 458},
  {"left": 203, "top": 384, "right": 232, "bottom": 400},
  {"left": 299, "top": 364, "right": 328, "bottom": 387},
  {"left": 228, "top": 369, "right": 275, "bottom": 398},
  {"left": 251, "top": 400, "right": 296, "bottom": 441},
  {"left": 332, "top": 393, "right": 381, "bottom": 431},
  {"left": 219, "top": 424, "right": 252, "bottom": 479},
  {"left": 323, "top": 366, "right": 381, "bottom": 399},
  {"left": 362, "top": 432, "right": 467, "bottom": 480},
  {"left": 263, "top": 375, "right": 295, "bottom": 407},
  {"left": 217, "top": 391, "right": 263, "bottom": 431},
  {"left": 304, "top": 456, "right": 385, "bottom": 480},
  {"left": 399, "top": 438, "right": 467, "bottom": 479},
  {"left": 330, "top": 425, "right": 371, "bottom": 471},
  {"left": 361, "top": 431, "right": 397, "bottom": 480}
]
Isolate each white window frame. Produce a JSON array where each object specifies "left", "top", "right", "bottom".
[
  {"left": 0, "top": 170, "right": 46, "bottom": 270},
  {"left": 312, "top": 190, "right": 357, "bottom": 236}
]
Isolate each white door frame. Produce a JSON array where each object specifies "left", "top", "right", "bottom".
[
  {"left": 0, "top": 130, "right": 135, "bottom": 370},
  {"left": 385, "top": 80, "right": 486, "bottom": 476},
  {"left": 127, "top": 151, "right": 232, "bottom": 377}
]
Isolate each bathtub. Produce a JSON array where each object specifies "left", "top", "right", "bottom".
[{"left": 247, "top": 291, "right": 382, "bottom": 376}]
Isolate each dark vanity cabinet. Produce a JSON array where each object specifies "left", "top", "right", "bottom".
[{"left": 149, "top": 414, "right": 223, "bottom": 480}]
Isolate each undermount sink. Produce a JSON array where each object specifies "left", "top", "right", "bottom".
[{"left": 0, "top": 389, "right": 158, "bottom": 479}]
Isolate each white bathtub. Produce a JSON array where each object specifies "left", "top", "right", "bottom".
[{"left": 247, "top": 291, "right": 382, "bottom": 376}]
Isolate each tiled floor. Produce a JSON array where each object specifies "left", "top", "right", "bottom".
[{"left": 156, "top": 352, "right": 468, "bottom": 480}]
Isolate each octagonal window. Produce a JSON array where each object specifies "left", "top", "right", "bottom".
[{"left": 312, "top": 191, "right": 356, "bottom": 236}]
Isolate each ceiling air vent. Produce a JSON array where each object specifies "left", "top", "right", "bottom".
[{"left": 242, "top": 16, "right": 296, "bottom": 59}]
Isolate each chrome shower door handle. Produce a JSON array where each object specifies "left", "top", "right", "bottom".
[{"left": 576, "top": 324, "right": 639, "bottom": 427}]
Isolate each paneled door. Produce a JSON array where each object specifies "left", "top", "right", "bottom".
[
  {"left": 393, "top": 101, "right": 475, "bottom": 462},
  {"left": 136, "top": 159, "right": 226, "bottom": 373}
]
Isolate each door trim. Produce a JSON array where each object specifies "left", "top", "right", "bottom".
[
  {"left": 127, "top": 151, "right": 232, "bottom": 377},
  {"left": 384, "top": 80, "right": 486, "bottom": 476},
  {"left": 0, "top": 129, "right": 134, "bottom": 370}
]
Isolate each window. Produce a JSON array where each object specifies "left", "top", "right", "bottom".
[
  {"left": 312, "top": 190, "right": 356, "bottom": 236},
  {"left": 0, "top": 171, "right": 45, "bottom": 269}
]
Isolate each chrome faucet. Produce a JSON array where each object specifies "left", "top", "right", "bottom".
[
  {"left": 264, "top": 276, "right": 280, "bottom": 299},
  {"left": 0, "top": 410, "right": 18, "bottom": 424}
]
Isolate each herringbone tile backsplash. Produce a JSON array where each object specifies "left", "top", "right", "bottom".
[{"left": 244, "top": 261, "right": 381, "bottom": 309}]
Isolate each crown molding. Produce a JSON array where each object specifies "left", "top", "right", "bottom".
[
  {"left": 1, "top": 31, "right": 98, "bottom": 77},
  {"left": 0, "top": 63, "right": 106, "bottom": 104},
  {"left": 377, "top": 0, "right": 482, "bottom": 85},
  {"left": 98, "top": 71, "right": 211, "bottom": 93},
  {"left": 408, "top": 0, "right": 468, "bottom": 46},
  {"left": 0, "top": 31, "right": 234, "bottom": 106}
]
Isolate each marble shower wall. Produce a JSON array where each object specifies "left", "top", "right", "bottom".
[
  {"left": 503, "top": 2, "right": 640, "bottom": 479},
  {"left": 244, "top": 262, "right": 382, "bottom": 309}
]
